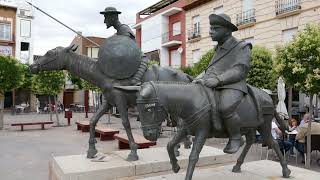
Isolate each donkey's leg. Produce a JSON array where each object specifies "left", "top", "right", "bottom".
[
  {"left": 167, "top": 129, "right": 188, "bottom": 173},
  {"left": 185, "top": 131, "right": 207, "bottom": 180},
  {"left": 115, "top": 97, "right": 139, "bottom": 161},
  {"left": 232, "top": 129, "right": 255, "bottom": 173},
  {"left": 87, "top": 101, "right": 108, "bottom": 158},
  {"left": 259, "top": 124, "right": 291, "bottom": 178}
]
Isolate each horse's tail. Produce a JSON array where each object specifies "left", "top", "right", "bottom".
[{"left": 274, "top": 109, "right": 288, "bottom": 133}]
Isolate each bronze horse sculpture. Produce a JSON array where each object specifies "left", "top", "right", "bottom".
[
  {"left": 29, "top": 45, "right": 192, "bottom": 161},
  {"left": 115, "top": 81, "right": 291, "bottom": 180}
]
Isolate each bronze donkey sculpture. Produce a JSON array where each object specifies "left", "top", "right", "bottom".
[
  {"left": 30, "top": 45, "right": 192, "bottom": 161},
  {"left": 115, "top": 81, "right": 291, "bottom": 180}
]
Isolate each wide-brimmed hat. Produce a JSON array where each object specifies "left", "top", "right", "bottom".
[
  {"left": 100, "top": 7, "right": 121, "bottom": 15},
  {"left": 209, "top": 14, "right": 238, "bottom": 32}
]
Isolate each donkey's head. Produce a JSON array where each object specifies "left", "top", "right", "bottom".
[
  {"left": 30, "top": 45, "right": 78, "bottom": 74},
  {"left": 115, "top": 82, "right": 168, "bottom": 141}
]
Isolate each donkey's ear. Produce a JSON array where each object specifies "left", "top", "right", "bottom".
[
  {"left": 65, "top": 44, "right": 75, "bottom": 52},
  {"left": 114, "top": 86, "right": 141, "bottom": 93},
  {"left": 71, "top": 45, "right": 79, "bottom": 52}
]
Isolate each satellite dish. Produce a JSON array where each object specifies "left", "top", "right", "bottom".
[{"left": 177, "top": 47, "right": 183, "bottom": 54}]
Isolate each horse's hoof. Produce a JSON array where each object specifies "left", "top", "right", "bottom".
[
  {"left": 282, "top": 168, "right": 291, "bottom": 178},
  {"left": 126, "top": 152, "right": 139, "bottom": 161},
  {"left": 87, "top": 148, "right": 98, "bottom": 159},
  {"left": 232, "top": 165, "right": 241, "bottom": 173},
  {"left": 172, "top": 164, "right": 180, "bottom": 173}
]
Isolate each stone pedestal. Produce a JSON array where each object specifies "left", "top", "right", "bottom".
[
  {"left": 49, "top": 146, "right": 234, "bottom": 180},
  {"left": 137, "top": 160, "right": 320, "bottom": 180}
]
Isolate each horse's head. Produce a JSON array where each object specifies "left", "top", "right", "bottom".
[
  {"left": 115, "top": 82, "right": 167, "bottom": 141},
  {"left": 29, "top": 45, "right": 78, "bottom": 74}
]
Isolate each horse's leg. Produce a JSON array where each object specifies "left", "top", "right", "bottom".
[
  {"left": 232, "top": 129, "right": 255, "bottom": 172},
  {"left": 115, "top": 97, "right": 139, "bottom": 161},
  {"left": 259, "top": 123, "right": 291, "bottom": 178},
  {"left": 167, "top": 129, "right": 188, "bottom": 173},
  {"left": 185, "top": 131, "right": 207, "bottom": 180},
  {"left": 87, "top": 101, "right": 108, "bottom": 158}
]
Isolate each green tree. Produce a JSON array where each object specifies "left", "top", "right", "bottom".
[
  {"left": 32, "top": 71, "right": 65, "bottom": 125},
  {"left": 147, "top": 60, "right": 160, "bottom": 67},
  {"left": 247, "top": 46, "right": 276, "bottom": 90},
  {"left": 19, "top": 64, "right": 33, "bottom": 89},
  {"left": 274, "top": 24, "right": 320, "bottom": 168},
  {"left": 192, "top": 48, "right": 215, "bottom": 77},
  {"left": 0, "top": 56, "right": 24, "bottom": 129}
]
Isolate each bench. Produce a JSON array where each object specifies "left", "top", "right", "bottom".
[
  {"left": 95, "top": 127, "right": 119, "bottom": 141},
  {"left": 113, "top": 133, "right": 156, "bottom": 149},
  {"left": 11, "top": 121, "right": 54, "bottom": 131},
  {"left": 75, "top": 121, "right": 90, "bottom": 132}
]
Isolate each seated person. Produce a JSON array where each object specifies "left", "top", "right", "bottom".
[
  {"left": 299, "top": 113, "right": 310, "bottom": 126},
  {"left": 272, "top": 119, "right": 293, "bottom": 154},
  {"left": 295, "top": 116, "right": 320, "bottom": 162},
  {"left": 288, "top": 118, "right": 298, "bottom": 154}
]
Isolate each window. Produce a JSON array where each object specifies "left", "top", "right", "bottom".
[
  {"left": 87, "top": 47, "right": 99, "bottom": 59},
  {"left": 0, "top": 23, "right": 11, "bottom": 41},
  {"left": 192, "top": 15, "right": 200, "bottom": 36},
  {"left": 170, "top": 50, "right": 181, "bottom": 68},
  {"left": 20, "top": 42, "right": 30, "bottom": 63},
  {"left": 243, "top": 37, "right": 254, "bottom": 45},
  {"left": 192, "top": 49, "right": 201, "bottom": 64},
  {"left": 20, "top": 19, "right": 31, "bottom": 37},
  {"left": 282, "top": 27, "right": 298, "bottom": 43},
  {"left": 19, "top": 9, "right": 31, "bottom": 17},
  {"left": 214, "top": 6, "right": 224, "bottom": 14},
  {"left": 172, "top": 21, "right": 181, "bottom": 36}
]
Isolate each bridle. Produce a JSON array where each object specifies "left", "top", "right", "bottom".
[
  {"left": 34, "top": 50, "right": 59, "bottom": 71},
  {"left": 136, "top": 81, "right": 168, "bottom": 130}
]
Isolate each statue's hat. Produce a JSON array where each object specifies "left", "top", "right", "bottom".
[
  {"left": 100, "top": 7, "right": 121, "bottom": 15},
  {"left": 209, "top": 14, "right": 238, "bottom": 32}
]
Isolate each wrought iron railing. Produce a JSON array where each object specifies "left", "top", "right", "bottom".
[
  {"left": 187, "top": 27, "right": 201, "bottom": 40},
  {"left": 236, "top": 9, "right": 256, "bottom": 26},
  {"left": 276, "top": 0, "right": 301, "bottom": 15}
]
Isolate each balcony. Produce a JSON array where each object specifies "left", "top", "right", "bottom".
[
  {"left": 162, "top": 32, "right": 182, "bottom": 47},
  {"left": 236, "top": 9, "right": 256, "bottom": 29},
  {"left": 187, "top": 28, "right": 201, "bottom": 42},
  {"left": 276, "top": 0, "right": 301, "bottom": 18}
]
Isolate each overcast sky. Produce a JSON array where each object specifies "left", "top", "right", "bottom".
[{"left": 31, "top": 0, "right": 159, "bottom": 55}]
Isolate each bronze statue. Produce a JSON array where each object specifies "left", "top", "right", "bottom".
[
  {"left": 193, "top": 14, "right": 251, "bottom": 154},
  {"left": 29, "top": 45, "right": 192, "bottom": 161},
  {"left": 115, "top": 81, "right": 291, "bottom": 180},
  {"left": 100, "top": 7, "right": 147, "bottom": 85}
]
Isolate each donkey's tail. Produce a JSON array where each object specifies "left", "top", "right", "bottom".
[{"left": 274, "top": 109, "right": 289, "bottom": 133}]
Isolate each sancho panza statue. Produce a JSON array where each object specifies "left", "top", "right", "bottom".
[
  {"left": 99, "top": 7, "right": 148, "bottom": 85},
  {"left": 194, "top": 14, "right": 252, "bottom": 154}
]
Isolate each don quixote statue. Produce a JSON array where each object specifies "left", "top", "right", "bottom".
[{"left": 30, "top": 7, "right": 192, "bottom": 161}]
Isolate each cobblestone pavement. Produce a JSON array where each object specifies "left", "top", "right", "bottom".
[{"left": 0, "top": 112, "right": 319, "bottom": 180}]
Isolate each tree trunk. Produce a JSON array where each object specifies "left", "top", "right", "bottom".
[
  {"left": 49, "top": 96, "right": 53, "bottom": 121},
  {"left": 288, "top": 87, "right": 293, "bottom": 119},
  {"left": 54, "top": 96, "right": 60, "bottom": 126},
  {"left": 306, "top": 94, "right": 313, "bottom": 168},
  {"left": 0, "top": 92, "right": 4, "bottom": 130},
  {"left": 315, "top": 95, "right": 319, "bottom": 118}
]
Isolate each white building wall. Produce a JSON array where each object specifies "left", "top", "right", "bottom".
[{"left": 140, "top": 15, "right": 163, "bottom": 53}]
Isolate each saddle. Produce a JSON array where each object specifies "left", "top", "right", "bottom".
[{"left": 201, "top": 84, "right": 274, "bottom": 135}]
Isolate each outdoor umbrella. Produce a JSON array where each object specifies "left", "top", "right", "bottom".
[{"left": 276, "top": 77, "right": 289, "bottom": 120}]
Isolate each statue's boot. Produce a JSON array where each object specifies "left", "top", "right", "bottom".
[
  {"left": 130, "top": 55, "right": 148, "bottom": 85},
  {"left": 223, "top": 113, "right": 242, "bottom": 154}
]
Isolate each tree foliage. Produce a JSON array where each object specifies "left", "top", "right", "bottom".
[
  {"left": 192, "top": 49, "right": 215, "bottom": 77},
  {"left": 0, "top": 55, "right": 24, "bottom": 94},
  {"left": 67, "top": 73, "right": 83, "bottom": 89},
  {"left": 19, "top": 64, "right": 33, "bottom": 90},
  {"left": 147, "top": 60, "right": 160, "bottom": 67},
  {"left": 247, "top": 46, "right": 276, "bottom": 90},
  {"left": 274, "top": 24, "right": 320, "bottom": 95},
  {"left": 32, "top": 71, "right": 65, "bottom": 95}
]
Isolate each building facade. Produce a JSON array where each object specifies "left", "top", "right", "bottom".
[
  {"left": 183, "top": 0, "right": 320, "bottom": 65},
  {"left": 135, "top": 0, "right": 187, "bottom": 68},
  {"left": 0, "top": 0, "right": 34, "bottom": 110}
]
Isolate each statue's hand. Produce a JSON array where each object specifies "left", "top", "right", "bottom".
[
  {"left": 192, "top": 79, "right": 204, "bottom": 85},
  {"left": 204, "top": 77, "right": 220, "bottom": 88}
]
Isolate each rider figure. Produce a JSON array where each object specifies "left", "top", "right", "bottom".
[
  {"left": 100, "top": 7, "right": 148, "bottom": 85},
  {"left": 194, "top": 14, "right": 252, "bottom": 154}
]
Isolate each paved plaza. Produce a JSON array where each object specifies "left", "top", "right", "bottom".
[{"left": 0, "top": 112, "right": 319, "bottom": 180}]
